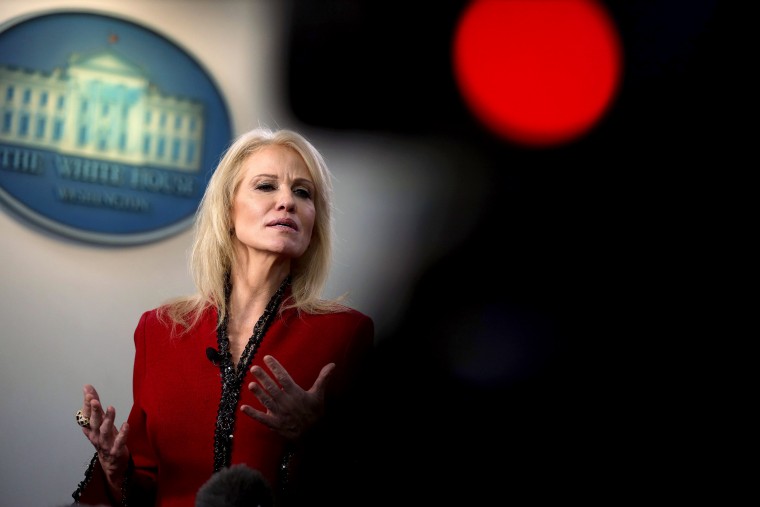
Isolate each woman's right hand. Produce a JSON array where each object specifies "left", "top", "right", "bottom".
[{"left": 80, "top": 384, "right": 131, "bottom": 497}]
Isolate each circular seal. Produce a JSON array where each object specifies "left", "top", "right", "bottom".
[{"left": 0, "top": 10, "right": 232, "bottom": 245}]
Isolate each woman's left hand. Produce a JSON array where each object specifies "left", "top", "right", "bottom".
[{"left": 241, "top": 355, "right": 335, "bottom": 441}]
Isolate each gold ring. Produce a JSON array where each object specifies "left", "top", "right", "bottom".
[{"left": 75, "top": 409, "right": 91, "bottom": 428}]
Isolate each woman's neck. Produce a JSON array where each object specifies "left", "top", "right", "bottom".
[{"left": 225, "top": 268, "right": 290, "bottom": 363}]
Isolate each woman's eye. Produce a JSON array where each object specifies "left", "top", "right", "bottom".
[
  {"left": 255, "top": 182, "right": 275, "bottom": 191},
  {"left": 294, "top": 188, "right": 312, "bottom": 199}
]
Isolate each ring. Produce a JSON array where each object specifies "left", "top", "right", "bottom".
[{"left": 75, "top": 409, "right": 90, "bottom": 428}]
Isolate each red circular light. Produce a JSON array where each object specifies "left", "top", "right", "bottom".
[{"left": 453, "top": 0, "right": 622, "bottom": 147}]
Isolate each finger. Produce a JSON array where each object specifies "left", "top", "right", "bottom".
[
  {"left": 82, "top": 385, "right": 100, "bottom": 417},
  {"left": 248, "top": 381, "right": 277, "bottom": 411},
  {"left": 262, "top": 355, "right": 300, "bottom": 392},
  {"left": 310, "top": 362, "right": 336, "bottom": 393},
  {"left": 84, "top": 384, "right": 100, "bottom": 400},
  {"left": 240, "top": 405, "right": 269, "bottom": 425},
  {"left": 240, "top": 405, "right": 266, "bottom": 422},
  {"left": 89, "top": 399, "right": 104, "bottom": 430},
  {"left": 112, "top": 422, "right": 129, "bottom": 453},
  {"left": 89, "top": 400, "right": 100, "bottom": 426},
  {"left": 101, "top": 406, "right": 116, "bottom": 434},
  {"left": 251, "top": 364, "right": 283, "bottom": 395}
]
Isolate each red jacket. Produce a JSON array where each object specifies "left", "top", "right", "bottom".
[{"left": 74, "top": 303, "right": 374, "bottom": 506}]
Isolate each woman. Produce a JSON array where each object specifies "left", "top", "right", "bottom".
[{"left": 72, "top": 128, "right": 375, "bottom": 506}]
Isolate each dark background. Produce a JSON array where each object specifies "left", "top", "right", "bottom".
[{"left": 285, "top": 1, "right": 743, "bottom": 503}]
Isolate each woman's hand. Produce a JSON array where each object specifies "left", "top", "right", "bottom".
[
  {"left": 241, "top": 355, "right": 335, "bottom": 441},
  {"left": 80, "top": 385, "right": 131, "bottom": 497}
]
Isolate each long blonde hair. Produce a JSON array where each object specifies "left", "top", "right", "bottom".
[{"left": 160, "top": 127, "right": 345, "bottom": 331}]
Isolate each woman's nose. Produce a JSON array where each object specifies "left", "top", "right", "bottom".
[{"left": 276, "top": 190, "right": 295, "bottom": 211}]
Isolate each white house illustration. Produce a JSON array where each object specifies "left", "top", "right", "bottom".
[{"left": 0, "top": 49, "right": 204, "bottom": 172}]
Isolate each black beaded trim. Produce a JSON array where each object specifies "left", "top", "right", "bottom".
[
  {"left": 71, "top": 452, "right": 98, "bottom": 503},
  {"left": 212, "top": 275, "right": 290, "bottom": 472},
  {"left": 278, "top": 446, "right": 296, "bottom": 494},
  {"left": 120, "top": 457, "right": 133, "bottom": 507},
  {"left": 72, "top": 451, "right": 133, "bottom": 506}
]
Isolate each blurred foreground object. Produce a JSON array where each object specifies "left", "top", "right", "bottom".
[{"left": 195, "top": 464, "right": 273, "bottom": 507}]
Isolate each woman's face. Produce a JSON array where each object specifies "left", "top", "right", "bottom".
[{"left": 231, "top": 145, "right": 316, "bottom": 260}]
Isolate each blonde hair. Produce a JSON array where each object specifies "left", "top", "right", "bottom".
[{"left": 161, "top": 127, "right": 345, "bottom": 331}]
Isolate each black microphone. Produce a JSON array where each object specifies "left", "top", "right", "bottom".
[
  {"left": 206, "top": 347, "right": 223, "bottom": 366},
  {"left": 195, "top": 464, "right": 273, "bottom": 507}
]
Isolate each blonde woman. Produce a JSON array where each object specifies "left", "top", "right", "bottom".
[{"left": 73, "top": 128, "right": 374, "bottom": 506}]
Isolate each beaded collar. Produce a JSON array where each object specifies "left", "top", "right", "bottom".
[{"left": 212, "top": 275, "right": 290, "bottom": 472}]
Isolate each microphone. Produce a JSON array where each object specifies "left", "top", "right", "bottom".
[
  {"left": 195, "top": 464, "right": 273, "bottom": 507},
  {"left": 206, "top": 347, "right": 223, "bottom": 366}
]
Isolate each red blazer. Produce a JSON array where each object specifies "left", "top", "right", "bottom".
[{"left": 74, "top": 303, "right": 374, "bottom": 507}]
